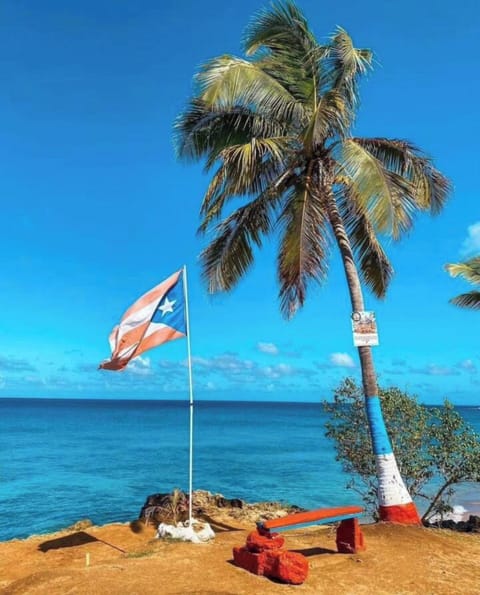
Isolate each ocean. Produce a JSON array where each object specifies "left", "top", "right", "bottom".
[{"left": 1, "top": 399, "right": 479, "bottom": 542}]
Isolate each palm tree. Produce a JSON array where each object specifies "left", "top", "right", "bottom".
[
  {"left": 175, "top": 1, "right": 450, "bottom": 523},
  {"left": 446, "top": 258, "right": 480, "bottom": 309}
]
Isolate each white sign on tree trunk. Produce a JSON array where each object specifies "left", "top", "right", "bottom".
[{"left": 351, "top": 311, "right": 379, "bottom": 346}]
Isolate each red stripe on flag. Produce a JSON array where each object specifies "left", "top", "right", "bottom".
[
  {"left": 134, "top": 327, "right": 185, "bottom": 359},
  {"left": 111, "top": 321, "right": 150, "bottom": 360}
]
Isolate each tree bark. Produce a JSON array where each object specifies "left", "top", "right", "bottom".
[
  {"left": 324, "top": 192, "right": 377, "bottom": 397},
  {"left": 325, "top": 188, "right": 420, "bottom": 525}
]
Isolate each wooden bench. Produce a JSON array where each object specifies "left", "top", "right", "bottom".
[{"left": 256, "top": 505, "right": 366, "bottom": 554}]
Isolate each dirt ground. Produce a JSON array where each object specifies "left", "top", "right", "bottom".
[{"left": 1, "top": 517, "right": 479, "bottom": 595}]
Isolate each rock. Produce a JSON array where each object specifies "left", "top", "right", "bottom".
[
  {"left": 229, "top": 498, "right": 244, "bottom": 509},
  {"left": 246, "top": 530, "right": 284, "bottom": 552},
  {"left": 336, "top": 518, "right": 366, "bottom": 554},
  {"left": 139, "top": 489, "right": 303, "bottom": 527},
  {"left": 214, "top": 495, "right": 244, "bottom": 509},
  {"left": 440, "top": 520, "right": 457, "bottom": 530},
  {"left": 65, "top": 519, "right": 93, "bottom": 532},
  {"left": 467, "top": 515, "right": 480, "bottom": 532},
  {"left": 268, "top": 550, "right": 309, "bottom": 585},
  {"left": 139, "top": 491, "right": 189, "bottom": 526},
  {"left": 232, "top": 546, "right": 308, "bottom": 584},
  {"left": 426, "top": 514, "right": 480, "bottom": 533}
]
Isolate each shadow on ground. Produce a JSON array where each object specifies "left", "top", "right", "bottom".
[{"left": 38, "top": 531, "right": 126, "bottom": 553}]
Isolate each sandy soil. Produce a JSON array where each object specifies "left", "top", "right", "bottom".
[{"left": 1, "top": 517, "right": 479, "bottom": 595}]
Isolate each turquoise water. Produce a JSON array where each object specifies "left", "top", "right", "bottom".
[{"left": 1, "top": 399, "right": 479, "bottom": 541}]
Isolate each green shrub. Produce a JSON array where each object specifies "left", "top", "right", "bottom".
[{"left": 323, "top": 378, "right": 480, "bottom": 522}]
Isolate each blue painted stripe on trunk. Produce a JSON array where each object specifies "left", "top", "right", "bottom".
[{"left": 366, "top": 396, "right": 392, "bottom": 455}]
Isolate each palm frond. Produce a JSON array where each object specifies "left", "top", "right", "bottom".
[
  {"left": 196, "top": 56, "right": 305, "bottom": 126},
  {"left": 352, "top": 138, "right": 451, "bottom": 215},
  {"left": 243, "top": 0, "right": 322, "bottom": 107},
  {"left": 200, "top": 192, "right": 280, "bottom": 293},
  {"left": 303, "top": 89, "right": 351, "bottom": 151},
  {"left": 174, "top": 100, "right": 287, "bottom": 163},
  {"left": 277, "top": 180, "right": 331, "bottom": 317},
  {"left": 450, "top": 291, "right": 480, "bottom": 310},
  {"left": 244, "top": 0, "right": 316, "bottom": 58},
  {"left": 446, "top": 258, "right": 480, "bottom": 285},
  {"left": 337, "top": 186, "right": 394, "bottom": 298},
  {"left": 339, "top": 138, "right": 418, "bottom": 239},
  {"left": 322, "top": 28, "right": 372, "bottom": 108},
  {"left": 198, "top": 137, "right": 295, "bottom": 232}
]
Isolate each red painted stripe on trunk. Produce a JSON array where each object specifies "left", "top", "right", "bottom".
[{"left": 379, "top": 503, "right": 421, "bottom": 525}]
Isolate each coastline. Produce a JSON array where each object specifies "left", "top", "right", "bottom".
[{"left": 1, "top": 515, "right": 480, "bottom": 594}]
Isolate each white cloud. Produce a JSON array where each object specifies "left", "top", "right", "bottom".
[
  {"left": 459, "top": 359, "right": 477, "bottom": 374},
  {"left": 190, "top": 352, "right": 316, "bottom": 385},
  {"left": 257, "top": 342, "right": 279, "bottom": 355},
  {"left": 329, "top": 353, "right": 356, "bottom": 368},
  {"left": 192, "top": 354, "right": 255, "bottom": 373},
  {"left": 262, "top": 363, "right": 295, "bottom": 379},
  {"left": 410, "top": 364, "right": 459, "bottom": 377},
  {"left": 461, "top": 222, "right": 480, "bottom": 256},
  {"left": 128, "top": 356, "right": 152, "bottom": 376}
]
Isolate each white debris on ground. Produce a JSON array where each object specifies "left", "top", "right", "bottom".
[{"left": 157, "top": 519, "right": 215, "bottom": 544}]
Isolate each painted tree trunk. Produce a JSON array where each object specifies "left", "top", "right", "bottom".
[{"left": 327, "top": 195, "right": 420, "bottom": 524}]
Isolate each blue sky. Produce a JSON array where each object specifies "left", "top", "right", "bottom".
[{"left": 0, "top": 0, "right": 479, "bottom": 403}]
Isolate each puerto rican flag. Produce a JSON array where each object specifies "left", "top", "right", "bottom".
[{"left": 100, "top": 269, "right": 186, "bottom": 371}]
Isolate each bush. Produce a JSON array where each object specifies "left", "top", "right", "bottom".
[{"left": 323, "top": 378, "right": 480, "bottom": 522}]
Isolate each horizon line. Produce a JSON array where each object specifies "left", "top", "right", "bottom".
[{"left": 0, "top": 396, "right": 478, "bottom": 407}]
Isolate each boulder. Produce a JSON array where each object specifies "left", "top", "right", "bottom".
[
  {"left": 232, "top": 546, "right": 308, "bottom": 584},
  {"left": 139, "top": 491, "right": 189, "bottom": 526},
  {"left": 246, "top": 530, "right": 284, "bottom": 552}
]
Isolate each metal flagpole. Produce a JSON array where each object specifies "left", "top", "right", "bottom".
[{"left": 182, "top": 265, "right": 194, "bottom": 527}]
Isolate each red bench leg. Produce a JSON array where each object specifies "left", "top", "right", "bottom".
[{"left": 336, "top": 518, "right": 366, "bottom": 553}]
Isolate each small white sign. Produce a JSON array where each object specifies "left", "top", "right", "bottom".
[{"left": 351, "top": 311, "right": 379, "bottom": 347}]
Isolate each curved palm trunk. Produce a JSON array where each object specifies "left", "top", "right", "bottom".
[{"left": 326, "top": 193, "right": 420, "bottom": 524}]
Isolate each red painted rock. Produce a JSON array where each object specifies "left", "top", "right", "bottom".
[
  {"left": 232, "top": 546, "right": 266, "bottom": 575},
  {"left": 266, "top": 550, "right": 309, "bottom": 585},
  {"left": 336, "top": 518, "right": 366, "bottom": 554},
  {"left": 246, "top": 530, "right": 285, "bottom": 552}
]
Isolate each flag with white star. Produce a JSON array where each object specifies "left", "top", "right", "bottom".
[{"left": 100, "top": 269, "right": 186, "bottom": 371}]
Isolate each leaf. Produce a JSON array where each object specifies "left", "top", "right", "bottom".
[
  {"left": 340, "top": 138, "right": 419, "bottom": 239},
  {"left": 337, "top": 185, "right": 394, "bottom": 298},
  {"left": 322, "top": 28, "right": 372, "bottom": 109},
  {"left": 196, "top": 56, "right": 306, "bottom": 127},
  {"left": 449, "top": 291, "right": 480, "bottom": 309},
  {"left": 174, "top": 100, "right": 287, "bottom": 163},
  {"left": 277, "top": 177, "right": 331, "bottom": 317},
  {"left": 446, "top": 258, "right": 480, "bottom": 285},
  {"left": 351, "top": 137, "right": 451, "bottom": 215},
  {"left": 198, "top": 137, "right": 296, "bottom": 233},
  {"left": 243, "top": 0, "right": 321, "bottom": 106},
  {"left": 200, "top": 190, "right": 280, "bottom": 293}
]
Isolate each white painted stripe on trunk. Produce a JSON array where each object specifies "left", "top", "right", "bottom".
[{"left": 375, "top": 453, "right": 412, "bottom": 506}]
